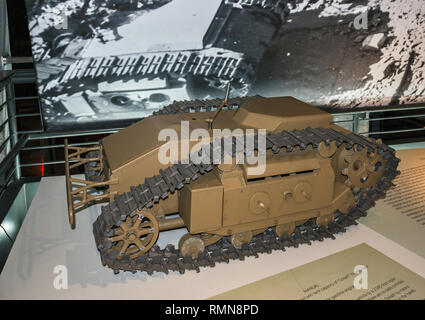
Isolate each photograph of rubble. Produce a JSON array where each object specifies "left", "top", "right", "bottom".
[{"left": 25, "top": 0, "right": 425, "bottom": 131}]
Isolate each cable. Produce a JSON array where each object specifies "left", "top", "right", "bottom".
[{"left": 0, "top": 225, "right": 13, "bottom": 244}]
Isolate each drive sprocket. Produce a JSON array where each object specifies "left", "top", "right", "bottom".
[{"left": 340, "top": 145, "right": 386, "bottom": 189}]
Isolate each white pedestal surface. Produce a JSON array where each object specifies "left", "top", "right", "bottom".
[{"left": 0, "top": 176, "right": 424, "bottom": 300}]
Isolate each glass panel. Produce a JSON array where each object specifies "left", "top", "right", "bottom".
[{"left": 0, "top": 86, "right": 10, "bottom": 163}]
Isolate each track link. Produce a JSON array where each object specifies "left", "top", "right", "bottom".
[{"left": 151, "top": 96, "right": 261, "bottom": 115}]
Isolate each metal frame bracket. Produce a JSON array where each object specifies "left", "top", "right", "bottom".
[{"left": 64, "top": 139, "right": 117, "bottom": 228}]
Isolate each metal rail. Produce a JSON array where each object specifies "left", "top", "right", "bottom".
[
  {"left": 0, "top": 135, "right": 27, "bottom": 197},
  {"left": 0, "top": 71, "right": 20, "bottom": 191}
]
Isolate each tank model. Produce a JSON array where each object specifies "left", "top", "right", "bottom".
[{"left": 64, "top": 92, "right": 400, "bottom": 274}]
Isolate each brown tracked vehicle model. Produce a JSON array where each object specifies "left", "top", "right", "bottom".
[{"left": 64, "top": 93, "right": 400, "bottom": 274}]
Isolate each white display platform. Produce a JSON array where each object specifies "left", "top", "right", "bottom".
[{"left": 0, "top": 176, "right": 424, "bottom": 300}]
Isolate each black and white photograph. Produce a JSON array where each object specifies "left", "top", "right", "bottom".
[{"left": 25, "top": 0, "right": 425, "bottom": 131}]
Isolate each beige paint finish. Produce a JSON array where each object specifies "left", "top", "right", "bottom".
[
  {"left": 179, "top": 173, "right": 223, "bottom": 234},
  {"left": 94, "top": 97, "right": 364, "bottom": 238},
  {"left": 102, "top": 97, "right": 332, "bottom": 174},
  {"left": 233, "top": 97, "right": 331, "bottom": 132}
]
